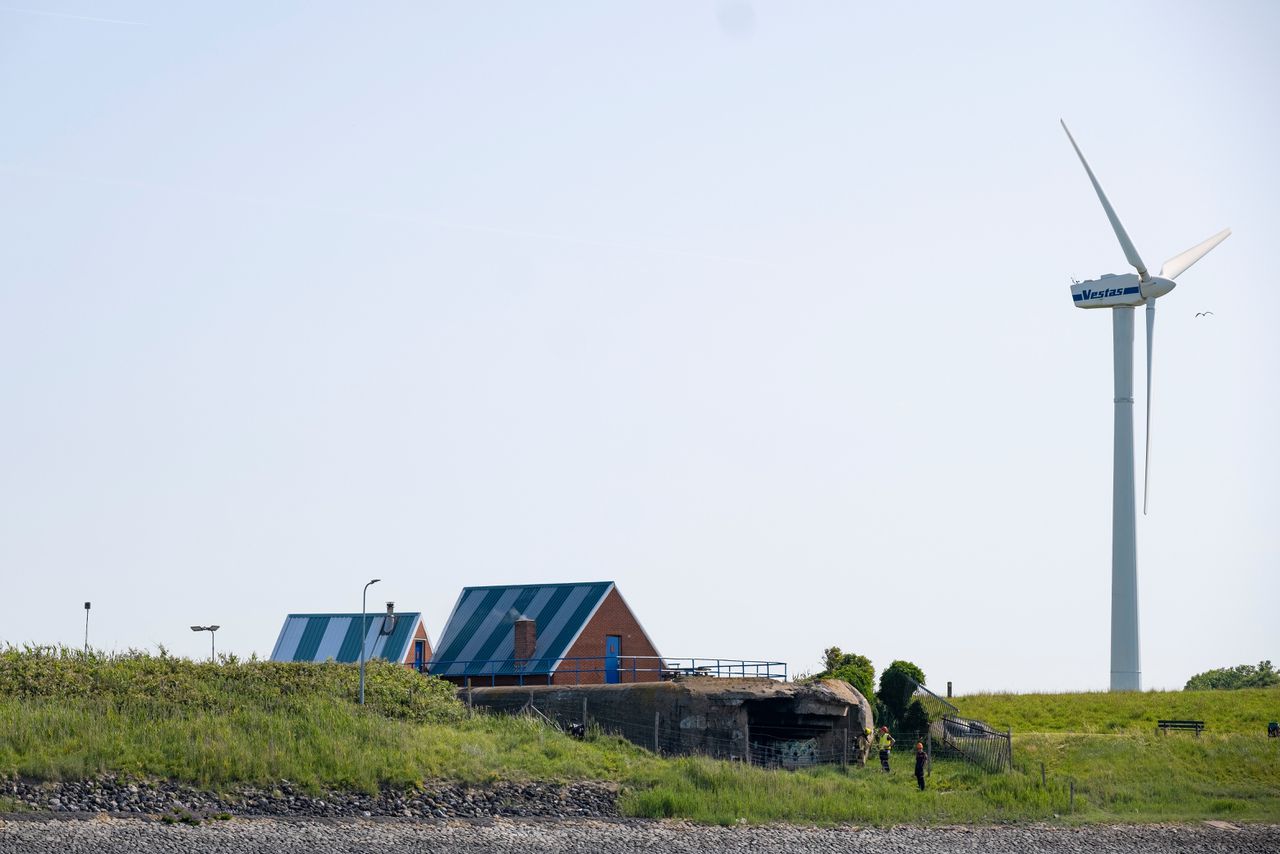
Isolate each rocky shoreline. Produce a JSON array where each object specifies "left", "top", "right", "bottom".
[
  {"left": 4, "top": 777, "right": 1279, "bottom": 853},
  {"left": 1, "top": 775, "right": 618, "bottom": 820},
  {"left": 2, "top": 816, "right": 1279, "bottom": 854}
]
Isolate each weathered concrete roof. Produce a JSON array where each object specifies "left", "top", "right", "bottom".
[{"left": 467, "top": 676, "right": 869, "bottom": 716}]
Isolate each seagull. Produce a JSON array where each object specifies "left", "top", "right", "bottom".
[{"left": 1195, "top": 311, "right": 1215, "bottom": 317}]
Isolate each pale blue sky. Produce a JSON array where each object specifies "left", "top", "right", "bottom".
[{"left": 1, "top": 1, "right": 1276, "bottom": 691}]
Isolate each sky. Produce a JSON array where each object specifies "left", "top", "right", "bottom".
[{"left": 1, "top": 1, "right": 1276, "bottom": 693}]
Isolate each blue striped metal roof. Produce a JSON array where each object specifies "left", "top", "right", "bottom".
[
  {"left": 270, "top": 613, "right": 423, "bottom": 664},
  {"left": 429, "top": 582, "right": 614, "bottom": 677}
]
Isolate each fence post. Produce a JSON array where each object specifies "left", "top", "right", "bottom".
[
  {"left": 582, "top": 695, "right": 588, "bottom": 730},
  {"left": 947, "top": 681, "right": 952, "bottom": 698},
  {"left": 1040, "top": 761, "right": 1046, "bottom": 787},
  {"left": 926, "top": 727, "right": 932, "bottom": 775},
  {"left": 654, "top": 711, "right": 660, "bottom": 754},
  {"left": 744, "top": 719, "right": 751, "bottom": 765},
  {"left": 1069, "top": 780, "right": 1075, "bottom": 813},
  {"left": 842, "top": 719, "right": 849, "bottom": 771}
]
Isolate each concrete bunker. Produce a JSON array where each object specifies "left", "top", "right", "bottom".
[{"left": 463, "top": 677, "right": 874, "bottom": 768}]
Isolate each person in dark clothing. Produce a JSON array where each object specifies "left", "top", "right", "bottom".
[{"left": 914, "top": 742, "right": 929, "bottom": 790}]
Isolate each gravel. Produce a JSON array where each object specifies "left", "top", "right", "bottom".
[
  {"left": 1, "top": 776, "right": 617, "bottom": 820},
  {"left": 1, "top": 816, "right": 1277, "bottom": 853}
]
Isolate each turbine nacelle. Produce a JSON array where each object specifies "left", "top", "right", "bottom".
[
  {"left": 1071, "top": 273, "right": 1143, "bottom": 308},
  {"left": 1071, "top": 274, "right": 1176, "bottom": 308}
]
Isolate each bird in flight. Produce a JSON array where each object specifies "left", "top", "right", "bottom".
[{"left": 1195, "top": 311, "right": 1215, "bottom": 317}]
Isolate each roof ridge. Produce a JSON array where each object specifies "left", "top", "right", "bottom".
[
  {"left": 457, "top": 581, "right": 613, "bottom": 591},
  {"left": 283, "top": 612, "right": 422, "bottom": 618}
]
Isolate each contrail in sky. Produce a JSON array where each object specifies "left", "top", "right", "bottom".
[
  {"left": 0, "top": 162, "right": 766, "bottom": 266},
  {"left": 0, "top": 6, "right": 146, "bottom": 25}
]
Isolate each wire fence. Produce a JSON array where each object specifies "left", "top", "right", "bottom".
[{"left": 907, "top": 678, "right": 1012, "bottom": 772}]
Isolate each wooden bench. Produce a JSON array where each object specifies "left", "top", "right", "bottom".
[{"left": 1157, "top": 719, "right": 1205, "bottom": 737}]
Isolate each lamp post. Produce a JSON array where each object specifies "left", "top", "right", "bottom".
[
  {"left": 83, "top": 602, "right": 91, "bottom": 654},
  {"left": 359, "top": 578, "right": 380, "bottom": 705},
  {"left": 190, "top": 625, "right": 220, "bottom": 661}
]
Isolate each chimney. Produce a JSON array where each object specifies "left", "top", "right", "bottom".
[
  {"left": 514, "top": 617, "right": 536, "bottom": 662},
  {"left": 381, "top": 601, "right": 397, "bottom": 635}
]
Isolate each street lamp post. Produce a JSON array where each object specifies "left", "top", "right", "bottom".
[
  {"left": 190, "top": 625, "right": 220, "bottom": 662},
  {"left": 84, "top": 602, "right": 91, "bottom": 654},
  {"left": 359, "top": 578, "right": 380, "bottom": 705}
]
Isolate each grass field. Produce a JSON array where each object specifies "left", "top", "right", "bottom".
[
  {"left": 953, "top": 687, "right": 1280, "bottom": 735},
  {"left": 2, "top": 647, "right": 1277, "bottom": 825}
]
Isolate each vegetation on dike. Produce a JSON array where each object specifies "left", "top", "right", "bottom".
[
  {"left": 1184, "top": 660, "right": 1279, "bottom": 692},
  {"left": 952, "top": 686, "right": 1280, "bottom": 735},
  {"left": 2, "top": 647, "right": 1278, "bottom": 825}
]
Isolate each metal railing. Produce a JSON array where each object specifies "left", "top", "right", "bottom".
[
  {"left": 430, "top": 655, "right": 787, "bottom": 685},
  {"left": 935, "top": 714, "right": 1012, "bottom": 772},
  {"left": 907, "top": 677, "right": 1012, "bottom": 772}
]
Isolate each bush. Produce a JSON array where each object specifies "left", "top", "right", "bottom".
[
  {"left": 0, "top": 644, "right": 465, "bottom": 724},
  {"left": 815, "top": 647, "right": 875, "bottom": 701},
  {"left": 1184, "top": 660, "right": 1279, "bottom": 691},
  {"left": 878, "top": 660, "right": 926, "bottom": 730}
]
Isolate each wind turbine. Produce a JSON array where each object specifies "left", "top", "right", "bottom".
[{"left": 1061, "top": 120, "right": 1229, "bottom": 692}]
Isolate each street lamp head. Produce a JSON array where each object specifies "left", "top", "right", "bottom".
[
  {"left": 191, "top": 626, "right": 205, "bottom": 632},
  {"left": 208, "top": 625, "right": 220, "bottom": 632},
  {"left": 369, "top": 578, "right": 381, "bottom": 585}
]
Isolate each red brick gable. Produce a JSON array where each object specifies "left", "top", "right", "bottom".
[
  {"left": 555, "top": 587, "right": 661, "bottom": 684},
  {"left": 401, "top": 618, "right": 432, "bottom": 669}
]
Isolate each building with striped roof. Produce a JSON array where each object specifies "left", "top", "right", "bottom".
[
  {"left": 270, "top": 604, "right": 432, "bottom": 672},
  {"left": 429, "top": 581, "right": 661, "bottom": 685}
]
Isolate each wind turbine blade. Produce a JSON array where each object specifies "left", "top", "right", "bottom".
[
  {"left": 1143, "top": 299, "right": 1154, "bottom": 515},
  {"left": 1060, "top": 120, "right": 1149, "bottom": 280},
  {"left": 1159, "top": 228, "right": 1231, "bottom": 279}
]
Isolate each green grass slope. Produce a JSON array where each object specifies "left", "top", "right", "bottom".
[
  {"left": 2, "top": 648, "right": 1277, "bottom": 825},
  {"left": 948, "top": 687, "right": 1280, "bottom": 823},
  {"left": 0, "top": 647, "right": 651, "bottom": 791},
  {"left": 953, "top": 687, "right": 1280, "bottom": 734}
]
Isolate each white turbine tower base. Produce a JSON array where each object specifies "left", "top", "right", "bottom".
[
  {"left": 1110, "top": 307, "right": 1140, "bottom": 691},
  {"left": 1061, "top": 120, "right": 1229, "bottom": 692}
]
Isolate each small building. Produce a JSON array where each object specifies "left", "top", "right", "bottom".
[
  {"left": 429, "top": 581, "right": 661, "bottom": 685},
  {"left": 270, "top": 603, "right": 432, "bottom": 671}
]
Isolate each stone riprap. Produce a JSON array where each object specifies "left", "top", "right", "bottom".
[
  {"left": 1, "top": 776, "right": 617, "bottom": 820},
  {"left": 1, "top": 817, "right": 1278, "bottom": 854}
]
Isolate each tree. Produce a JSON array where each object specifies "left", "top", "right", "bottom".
[
  {"left": 1185, "top": 660, "right": 1279, "bottom": 691},
  {"left": 877, "top": 660, "right": 926, "bottom": 730},
  {"left": 816, "top": 646, "right": 875, "bottom": 702},
  {"left": 900, "top": 698, "right": 930, "bottom": 735}
]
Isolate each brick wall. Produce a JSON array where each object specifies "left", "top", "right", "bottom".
[
  {"left": 555, "top": 587, "right": 661, "bottom": 684},
  {"left": 401, "top": 619, "right": 433, "bottom": 671}
]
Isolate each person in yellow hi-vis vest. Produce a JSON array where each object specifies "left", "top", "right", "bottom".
[{"left": 875, "top": 725, "right": 895, "bottom": 772}]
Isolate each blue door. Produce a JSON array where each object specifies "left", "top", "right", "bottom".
[
  {"left": 605, "top": 635, "right": 621, "bottom": 684},
  {"left": 414, "top": 641, "right": 425, "bottom": 672}
]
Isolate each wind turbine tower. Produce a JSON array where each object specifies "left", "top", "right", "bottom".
[{"left": 1061, "top": 121, "right": 1230, "bottom": 692}]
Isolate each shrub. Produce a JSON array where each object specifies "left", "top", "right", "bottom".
[
  {"left": 878, "top": 660, "right": 926, "bottom": 730},
  {"left": 1185, "top": 660, "right": 1279, "bottom": 691},
  {"left": 815, "top": 647, "right": 875, "bottom": 701},
  {"left": 0, "top": 644, "right": 464, "bottom": 724}
]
